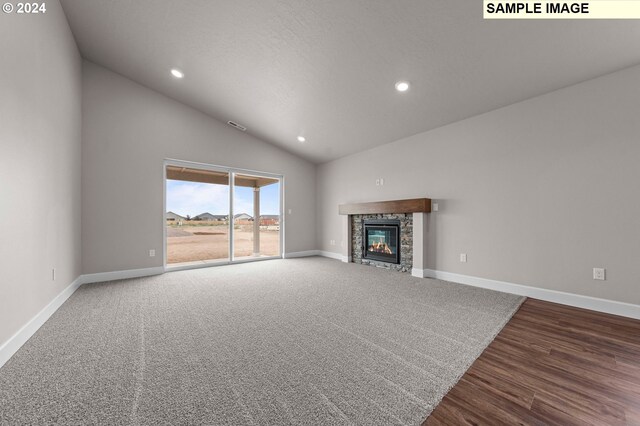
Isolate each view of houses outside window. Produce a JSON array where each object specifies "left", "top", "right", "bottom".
[{"left": 166, "top": 177, "right": 281, "bottom": 265}]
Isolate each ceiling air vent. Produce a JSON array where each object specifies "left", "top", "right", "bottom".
[{"left": 227, "top": 121, "right": 247, "bottom": 132}]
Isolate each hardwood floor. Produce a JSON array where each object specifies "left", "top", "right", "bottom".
[{"left": 424, "top": 298, "right": 640, "bottom": 425}]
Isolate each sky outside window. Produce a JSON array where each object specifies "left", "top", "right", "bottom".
[{"left": 166, "top": 179, "right": 280, "bottom": 217}]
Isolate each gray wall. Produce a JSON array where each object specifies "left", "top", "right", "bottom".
[
  {"left": 82, "top": 61, "right": 316, "bottom": 274},
  {"left": 0, "top": 1, "right": 82, "bottom": 345},
  {"left": 317, "top": 64, "right": 640, "bottom": 305}
]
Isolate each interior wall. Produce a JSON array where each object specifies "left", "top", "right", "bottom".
[
  {"left": 0, "top": 1, "right": 82, "bottom": 346},
  {"left": 317, "top": 64, "right": 640, "bottom": 305},
  {"left": 81, "top": 61, "right": 316, "bottom": 274}
]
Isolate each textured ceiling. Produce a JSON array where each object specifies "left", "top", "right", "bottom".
[{"left": 60, "top": 0, "right": 640, "bottom": 163}]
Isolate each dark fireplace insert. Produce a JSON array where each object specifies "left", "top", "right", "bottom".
[{"left": 362, "top": 220, "right": 400, "bottom": 264}]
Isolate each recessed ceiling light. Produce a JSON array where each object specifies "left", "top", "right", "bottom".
[
  {"left": 297, "top": 136, "right": 306, "bottom": 143},
  {"left": 170, "top": 68, "right": 184, "bottom": 79},
  {"left": 395, "top": 81, "right": 409, "bottom": 92}
]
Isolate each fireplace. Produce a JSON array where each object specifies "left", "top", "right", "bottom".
[{"left": 362, "top": 220, "right": 400, "bottom": 264}]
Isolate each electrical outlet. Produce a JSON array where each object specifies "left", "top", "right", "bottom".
[
  {"left": 52, "top": 268, "right": 56, "bottom": 281},
  {"left": 380, "top": 178, "right": 384, "bottom": 186},
  {"left": 375, "top": 179, "right": 380, "bottom": 186},
  {"left": 432, "top": 202, "right": 439, "bottom": 212},
  {"left": 460, "top": 253, "right": 467, "bottom": 263},
  {"left": 149, "top": 249, "right": 156, "bottom": 257},
  {"left": 593, "top": 268, "right": 606, "bottom": 280}
]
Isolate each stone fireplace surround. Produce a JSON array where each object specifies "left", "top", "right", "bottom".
[
  {"left": 338, "top": 198, "right": 431, "bottom": 277},
  {"left": 352, "top": 214, "right": 412, "bottom": 272}
]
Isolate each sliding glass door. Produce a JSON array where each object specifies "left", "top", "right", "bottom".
[
  {"left": 232, "top": 173, "right": 281, "bottom": 260},
  {"left": 164, "top": 160, "right": 282, "bottom": 269},
  {"left": 165, "top": 165, "right": 230, "bottom": 266}
]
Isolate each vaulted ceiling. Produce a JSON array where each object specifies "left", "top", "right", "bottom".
[{"left": 60, "top": 0, "right": 640, "bottom": 163}]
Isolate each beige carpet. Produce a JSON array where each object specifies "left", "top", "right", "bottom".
[{"left": 0, "top": 257, "right": 523, "bottom": 425}]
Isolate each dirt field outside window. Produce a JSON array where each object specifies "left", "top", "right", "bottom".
[{"left": 166, "top": 222, "right": 279, "bottom": 264}]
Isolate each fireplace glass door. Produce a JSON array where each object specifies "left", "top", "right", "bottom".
[{"left": 363, "top": 220, "right": 400, "bottom": 264}]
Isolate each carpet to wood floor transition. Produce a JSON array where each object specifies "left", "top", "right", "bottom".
[
  {"left": 426, "top": 298, "right": 640, "bottom": 426},
  {"left": 0, "top": 257, "right": 523, "bottom": 425}
]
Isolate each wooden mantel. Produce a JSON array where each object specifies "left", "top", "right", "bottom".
[{"left": 338, "top": 198, "right": 431, "bottom": 215}]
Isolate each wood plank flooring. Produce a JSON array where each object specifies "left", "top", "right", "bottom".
[{"left": 424, "top": 298, "right": 640, "bottom": 425}]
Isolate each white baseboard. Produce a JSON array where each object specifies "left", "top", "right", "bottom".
[
  {"left": 80, "top": 266, "right": 165, "bottom": 285},
  {"left": 318, "top": 251, "right": 349, "bottom": 262},
  {"left": 420, "top": 268, "right": 640, "bottom": 320},
  {"left": 284, "top": 250, "right": 320, "bottom": 259},
  {"left": 0, "top": 276, "right": 83, "bottom": 369}
]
